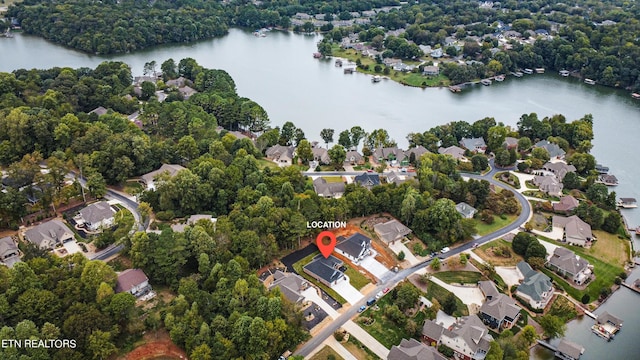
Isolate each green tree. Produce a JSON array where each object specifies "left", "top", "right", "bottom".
[
  {"left": 395, "top": 282, "right": 419, "bottom": 310},
  {"left": 338, "top": 130, "right": 352, "bottom": 149},
  {"left": 442, "top": 293, "right": 457, "bottom": 315},
  {"left": 328, "top": 145, "right": 346, "bottom": 170},
  {"left": 350, "top": 126, "right": 365, "bottom": 149},
  {"left": 538, "top": 315, "right": 566, "bottom": 339},
  {"left": 520, "top": 325, "right": 538, "bottom": 346},
  {"left": 525, "top": 240, "right": 547, "bottom": 261},
  {"left": 320, "top": 128, "right": 335, "bottom": 148},
  {"left": 88, "top": 330, "right": 117, "bottom": 360},
  {"left": 296, "top": 139, "right": 313, "bottom": 165},
  {"left": 485, "top": 341, "right": 504, "bottom": 360},
  {"left": 562, "top": 172, "right": 581, "bottom": 190},
  {"left": 431, "top": 257, "right": 441, "bottom": 271},
  {"left": 85, "top": 171, "right": 107, "bottom": 198},
  {"left": 603, "top": 212, "right": 622, "bottom": 233},
  {"left": 471, "top": 154, "right": 488, "bottom": 172},
  {"left": 512, "top": 232, "right": 536, "bottom": 256}
]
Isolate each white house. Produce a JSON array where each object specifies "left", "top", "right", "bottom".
[
  {"left": 76, "top": 201, "right": 116, "bottom": 231},
  {"left": 335, "top": 233, "right": 371, "bottom": 263}
]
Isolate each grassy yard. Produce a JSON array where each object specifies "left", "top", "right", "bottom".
[
  {"left": 345, "top": 266, "right": 370, "bottom": 290},
  {"left": 343, "top": 336, "right": 381, "bottom": 360},
  {"left": 123, "top": 181, "right": 143, "bottom": 196},
  {"left": 293, "top": 252, "right": 347, "bottom": 304},
  {"left": 474, "top": 239, "right": 523, "bottom": 266},
  {"left": 522, "top": 190, "right": 560, "bottom": 201},
  {"left": 433, "top": 271, "right": 483, "bottom": 284},
  {"left": 358, "top": 284, "right": 428, "bottom": 348},
  {"left": 473, "top": 214, "right": 518, "bottom": 236},
  {"left": 589, "top": 230, "right": 630, "bottom": 266},
  {"left": 494, "top": 172, "right": 521, "bottom": 189},
  {"left": 113, "top": 205, "right": 135, "bottom": 239},
  {"left": 322, "top": 176, "right": 344, "bottom": 183},
  {"left": 424, "top": 280, "right": 468, "bottom": 317},
  {"left": 257, "top": 158, "right": 280, "bottom": 169},
  {"left": 547, "top": 295, "right": 578, "bottom": 322},
  {"left": 310, "top": 345, "right": 344, "bottom": 360}
]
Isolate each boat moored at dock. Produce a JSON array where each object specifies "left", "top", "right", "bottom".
[
  {"left": 560, "top": 70, "right": 571, "bottom": 77},
  {"left": 495, "top": 75, "right": 505, "bottom": 82},
  {"left": 371, "top": 75, "right": 381, "bottom": 83},
  {"left": 480, "top": 79, "right": 492, "bottom": 86},
  {"left": 523, "top": 68, "right": 534, "bottom": 74},
  {"left": 535, "top": 68, "right": 545, "bottom": 73},
  {"left": 617, "top": 198, "right": 637, "bottom": 208},
  {"left": 595, "top": 164, "right": 609, "bottom": 174},
  {"left": 632, "top": 93, "right": 640, "bottom": 99},
  {"left": 584, "top": 78, "right": 596, "bottom": 85}
]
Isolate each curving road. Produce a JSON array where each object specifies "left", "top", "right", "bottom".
[{"left": 294, "top": 161, "right": 532, "bottom": 357}]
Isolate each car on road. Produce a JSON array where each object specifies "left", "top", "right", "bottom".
[
  {"left": 375, "top": 291, "right": 383, "bottom": 299},
  {"left": 472, "top": 243, "right": 479, "bottom": 248},
  {"left": 441, "top": 247, "right": 450, "bottom": 254},
  {"left": 367, "top": 169, "right": 374, "bottom": 172},
  {"left": 383, "top": 287, "right": 390, "bottom": 294},
  {"left": 358, "top": 305, "right": 366, "bottom": 313},
  {"left": 366, "top": 298, "right": 376, "bottom": 306}
]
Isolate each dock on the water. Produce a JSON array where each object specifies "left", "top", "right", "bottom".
[
  {"left": 537, "top": 339, "right": 585, "bottom": 359},
  {"left": 621, "top": 281, "right": 640, "bottom": 295}
]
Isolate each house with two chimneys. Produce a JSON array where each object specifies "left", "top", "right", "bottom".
[
  {"left": 547, "top": 247, "right": 592, "bottom": 285},
  {"left": 515, "top": 261, "right": 554, "bottom": 310}
]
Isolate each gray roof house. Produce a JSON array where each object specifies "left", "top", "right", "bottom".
[
  {"left": 303, "top": 255, "right": 345, "bottom": 287},
  {"left": 478, "top": 292, "right": 521, "bottom": 330},
  {"left": 311, "top": 147, "right": 331, "bottom": 165},
  {"left": 438, "top": 146, "right": 466, "bottom": 161},
  {"left": 422, "top": 316, "right": 492, "bottom": 360},
  {"left": 76, "top": 201, "right": 116, "bottom": 231},
  {"left": 385, "top": 171, "right": 406, "bottom": 185},
  {"left": 374, "top": 219, "right": 412, "bottom": 244},
  {"left": 456, "top": 202, "right": 477, "bottom": 219},
  {"left": 335, "top": 233, "right": 371, "bottom": 263},
  {"left": 24, "top": 219, "right": 74, "bottom": 250},
  {"left": 88, "top": 106, "right": 108, "bottom": 116},
  {"left": 534, "top": 140, "right": 566, "bottom": 159},
  {"left": 515, "top": 261, "right": 553, "bottom": 309},
  {"left": 115, "top": 268, "right": 151, "bottom": 297},
  {"left": 265, "top": 145, "right": 296, "bottom": 167},
  {"left": 354, "top": 172, "right": 380, "bottom": 189},
  {"left": 459, "top": 137, "right": 487, "bottom": 153},
  {"left": 268, "top": 270, "right": 309, "bottom": 304},
  {"left": 170, "top": 214, "right": 217, "bottom": 233},
  {"left": 387, "top": 338, "right": 446, "bottom": 360},
  {"left": 344, "top": 150, "right": 364, "bottom": 165},
  {"left": 533, "top": 175, "right": 563, "bottom": 197},
  {"left": 555, "top": 339, "right": 584, "bottom": 360},
  {"left": 178, "top": 85, "right": 197, "bottom": 99},
  {"left": 313, "top": 177, "right": 346, "bottom": 199},
  {"left": 542, "top": 162, "right": 576, "bottom": 181},
  {"left": 140, "top": 164, "right": 186, "bottom": 190},
  {"left": 0, "top": 236, "right": 21, "bottom": 268},
  {"left": 422, "top": 65, "right": 439, "bottom": 76},
  {"left": 165, "top": 76, "right": 187, "bottom": 87},
  {"left": 503, "top": 137, "right": 518, "bottom": 150},
  {"left": 478, "top": 280, "right": 500, "bottom": 301},
  {"left": 552, "top": 215, "right": 594, "bottom": 247},
  {"left": 404, "top": 146, "right": 430, "bottom": 161},
  {"left": 553, "top": 195, "right": 579, "bottom": 213},
  {"left": 374, "top": 147, "right": 407, "bottom": 165},
  {"left": 547, "top": 247, "right": 591, "bottom": 285}
]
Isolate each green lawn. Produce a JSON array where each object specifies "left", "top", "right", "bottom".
[
  {"left": 473, "top": 214, "right": 518, "bottom": 236},
  {"left": 424, "top": 280, "right": 468, "bottom": 317},
  {"left": 113, "top": 205, "right": 134, "bottom": 239},
  {"left": 123, "top": 181, "right": 143, "bottom": 195},
  {"left": 257, "top": 158, "right": 279, "bottom": 169},
  {"left": 292, "top": 252, "right": 347, "bottom": 304},
  {"left": 494, "top": 172, "right": 520, "bottom": 189},
  {"left": 433, "top": 271, "right": 484, "bottom": 284},
  {"left": 353, "top": 164, "right": 373, "bottom": 170},
  {"left": 474, "top": 239, "right": 523, "bottom": 266},
  {"left": 343, "top": 336, "right": 381, "bottom": 360},
  {"left": 310, "top": 345, "right": 344, "bottom": 360},
  {"left": 322, "top": 176, "right": 344, "bottom": 183},
  {"left": 345, "top": 266, "right": 370, "bottom": 290}
]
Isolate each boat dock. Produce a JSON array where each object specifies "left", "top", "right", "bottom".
[
  {"left": 620, "top": 281, "right": 640, "bottom": 295},
  {"left": 537, "top": 340, "right": 557, "bottom": 352},
  {"left": 537, "top": 339, "right": 585, "bottom": 359}
]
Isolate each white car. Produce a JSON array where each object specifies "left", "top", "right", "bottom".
[
  {"left": 375, "top": 291, "right": 383, "bottom": 299},
  {"left": 440, "top": 247, "right": 450, "bottom": 254}
]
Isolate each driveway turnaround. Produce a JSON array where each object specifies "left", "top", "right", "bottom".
[
  {"left": 332, "top": 278, "right": 365, "bottom": 305},
  {"left": 342, "top": 320, "right": 390, "bottom": 359}
]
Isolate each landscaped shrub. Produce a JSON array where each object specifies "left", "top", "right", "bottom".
[
  {"left": 438, "top": 344, "right": 454, "bottom": 357},
  {"left": 581, "top": 294, "right": 590, "bottom": 304}
]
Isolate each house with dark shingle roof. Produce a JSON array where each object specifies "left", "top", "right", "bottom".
[
  {"left": 422, "top": 316, "right": 492, "bottom": 360},
  {"left": 533, "top": 175, "right": 563, "bottom": 197},
  {"left": 267, "top": 270, "right": 309, "bottom": 305},
  {"left": 437, "top": 146, "right": 466, "bottom": 161},
  {"left": 374, "top": 219, "right": 412, "bottom": 245},
  {"left": 24, "top": 219, "right": 74, "bottom": 250},
  {"left": 115, "top": 268, "right": 151, "bottom": 297},
  {"left": 303, "top": 255, "right": 345, "bottom": 287},
  {"left": 387, "top": 338, "right": 447, "bottom": 360},
  {"left": 478, "top": 280, "right": 500, "bottom": 301},
  {"left": 313, "top": 177, "right": 345, "bottom": 199},
  {"left": 88, "top": 106, "right": 108, "bottom": 116},
  {"left": 76, "top": 201, "right": 116, "bottom": 231},
  {"left": 311, "top": 147, "right": 331, "bottom": 165},
  {"left": 374, "top": 147, "right": 407, "bottom": 165},
  {"left": 478, "top": 292, "right": 521, "bottom": 330},
  {"left": 404, "top": 146, "right": 430, "bottom": 162},
  {"left": 542, "top": 162, "right": 576, "bottom": 181},
  {"left": 354, "top": 172, "right": 380, "bottom": 189},
  {"left": 555, "top": 339, "right": 584, "bottom": 360},
  {"left": 459, "top": 137, "right": 487, "bottom": 153},
  {"left": 515, "top": 261, "right": 553, "bottom": 309},
  {"left": 552, "top": 215, "right": 594, "bottom": 247},
  {"left": 534, "top": 140, "right": 566, "bottom": 159},
  {"left": 547, "top": 247, "right": 591, "bottom": 285},
  {"left": 335, "top": 233, "right": 371, "bottom": 263},
  {"left": 503, "top": 137, "right": 518, "bottom": 150},
  {"left": 553, "top": 195, "right": 579, "bottom": 213},
  {"left": 0, "top": 236, "right": 21, "bottom": 268}
]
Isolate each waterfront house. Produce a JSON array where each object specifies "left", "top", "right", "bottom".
[
  {"left": 459, "top": 137, "right": 487, "bottom": 153},
  {"left": 313, "top": 177, "right": 345, "bottom": 199},
  {"left": 354, "top": 172, "right": 380, "bottom": 189},
  {"left": 344, "top": 150, "right": 365, "bottom": 165},
  {"left": 547, "top": 247, "right": 591, "bottom": 285},
  {"left": 552, "top": 215, "right": 594, "bottom": 247},
  {"left": 165, "top": 76, "right": 187, "bottom": 87},
  {"left": 24, "top": 219, "right": 74, "bottom": 250},
  {"left": 515, "top": 261, "right": 554, "bottom": 310},
  {"left": 265, "top": 144, "right": 296, "bottom": 167},
  {"left": 374, "top": 219, "right": 412, "bottom": 245},
  {"left": 542, "top": 162, "right": 576, "bottom": 181},
  {"left": 456, "top": 202, "right": 477, "bottom": 219},
  {"left": 75, "top": 201, "right": 116, "bottom": 231},
  {"left": 178, "top": 85, "right": 197, "bottom": 99},
  {"left": 555, "top": 339, "right": 584, "bottom": 360},
  {"left": 421, "top": 316, "right": 492, "bottom": 360},
  {"left": 0, "top": 236, "right": 20, "bottom": 268},
  {"left": 140, "top": 164, "right": 186, "bottom": 190},
  {"left": 533, "top": 175, "right": 563, "bottom": 197},
  {"left": 597, "top": 174, "right": 618, "bottom": 186},
  {"left": 422, "top": 65, "right": 439, "bottom": 76},
  {"left": 387, "top": 338, "right": 446, "bottom": 360},
  {"left": 303, "top": 255, "right": 345, "bottom": 287},
  {"left": 553, "top": 195, "right": 579, "bottom": 213},
  {"left": 477, "top": 280, "right": 521, "bottom": 330},
  {"left": 438, "top": 146, "right": 466, "bottom": 161},
  {"left": 335, "top": 233, "right": 371, "bottom": 263},
  {"left": 115, "top": 268, "right": 151, "bottom": 297},
  {"left": 267, "top": 270, "right": 309, "bottom": 305},
  {"left": 534, "top": 140, "right": 566, "bottom": 159},
  {"left": 503, "top": 137, "right": 518, "bottom": 150},
  {"left": 383, "top": 58, "right": 402, "bottom": 67}
]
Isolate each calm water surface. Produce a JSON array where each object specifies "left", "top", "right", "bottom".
[{"left": 2, "top": 29, "right": 640, "bottom": 359}]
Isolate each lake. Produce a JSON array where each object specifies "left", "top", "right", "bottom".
[{"left": 2, "top": 28, "right": 640, "bottom": 359}]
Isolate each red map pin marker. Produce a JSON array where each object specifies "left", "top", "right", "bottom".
[{"left": 316, "top": 231, "right": 337, "bottom": 258}]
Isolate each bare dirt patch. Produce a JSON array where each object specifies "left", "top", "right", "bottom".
[{"left": 121, "top": 330, "right": 187, "bottom": 360}]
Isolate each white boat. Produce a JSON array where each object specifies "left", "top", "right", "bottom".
[
  {"left": 523, "top": 68, "right": 534, "bottom": 74},
  {"left": 632, "top": 93, "right": 640, "bottom": 99},
  {"left": 513, "top": 71, "right": 523, "bottom": 77},
  {"left": 535, "top": 68, "right": 545, "bottom": 74},
  {"left": 372, "top": 75, "right": 381, "bottom": 83},
  {"left": 584, "top": 78, "right": 596, "bottom": 85},
  {"left": 495, "top": 75, "right": 505, "bottom": 82},
  {"left": 481, "top": 79, "right": 492, "bottom": 86},
  {"left": 560, "top": 70, "right": 570, "bottom": 77},
  {"left": 617, "top": 198, "right": 637, "bottom": 208}
]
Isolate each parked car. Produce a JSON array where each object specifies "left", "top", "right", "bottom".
[
  {"left": 383, "top": 287, "right": 390, "bottom": 294},
  {"left": 358, "top": 305, "right": 366, "bottom": 313},
  {"left": 472, "top": 243, "right": 479, "bottom": 249},
  {"left": 366, "top": 298, "right": 376, "bottom": 306},
  {"left": 375, "top": 291, "right": 383, "bottom": 299},
  {"left": 441, "top": 247, "right": 450, "bottom": 254}
]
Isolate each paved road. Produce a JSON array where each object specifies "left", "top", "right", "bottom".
[
  {"left": 91, "top": 244, "right": 125, "bottom": 260},
  {"left": 302, "top": 171, "right": 417, "bottom": 177},
  {"left": 294, "top": 162, "right": 532, "bottom": 357}
]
